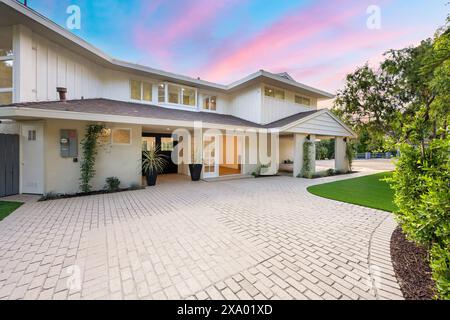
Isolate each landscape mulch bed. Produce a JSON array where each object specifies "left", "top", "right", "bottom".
[{"left": 390, "top": 227, "right": 436, "bottom": 300}]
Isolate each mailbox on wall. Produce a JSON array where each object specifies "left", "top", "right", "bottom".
[{"left": 60, "top": 129, "right": 78, "bottom": 158}]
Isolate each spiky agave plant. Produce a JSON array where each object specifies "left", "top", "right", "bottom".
[{"left": 142, "top": 146, "right": 168, "bottom": 175}]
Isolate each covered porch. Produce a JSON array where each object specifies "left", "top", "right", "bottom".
[{"left": 276, "top": 110, "right": 356, "bottom": 177}]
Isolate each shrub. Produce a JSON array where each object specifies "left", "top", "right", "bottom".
[
  {"left": 252, "top": 164, "right": 269, "bottom": 177},
  {"left": 388, "top": 137, "right": 450, "bottom": 299},
  {"left": 129, "top": 183, "right": 144, "bottom": 190},
  {"left": 326, "top": 168, "right": 335, "bottom": 176},
  {"left": 345, "top": 140, "right": 355, "bottom": 172},
  {"left": 105, "top": 177, "right": 121, "bottom": 192},
  {"left": 39, "top": 192, "right": 63, "bottom": 201},
  {"left": 300, "top": 140, "right": 315, "bottom": 178},
  {"left": 430, "top": 243, "right": 450, "bottom": 299}
]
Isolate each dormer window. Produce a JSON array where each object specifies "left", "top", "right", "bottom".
[
  {"left": 0, "top": 26, "right": 13, "bottom": 105},
  {"left": 203, "top": 96, "right": 217, "bottom": 111},
  {"left": 295, "top": 95, "right": 311, "bottom": 106},
  {"left": 264, "top": 86, "right": 285, "bottom": 100},
  {"left": 130, "top": 80, "right": 152, "bottom": 102}
]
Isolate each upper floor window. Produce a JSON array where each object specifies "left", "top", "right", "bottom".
[
  {"left": 166, "top": 83, "right": 196, "bottom": 107},
  {"left": 0, "top": 26, "right": 13, "bottom": 106},
  {"left": 295, "top": 95, "right": 311, "bottom": 106},
  {"left": 130, "top": 80, "right": 152, "bottom": 102},
  {"left": 264, "top": 86, "right": 285, "bottom": 100},
  {"left": 203, "top": 96, "right": 217, "bottom": 111},
  {"left": 158, "top": 83, "right": 166, "bottom": 103}
]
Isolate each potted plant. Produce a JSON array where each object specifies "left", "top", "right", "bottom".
[
  {"left": 142, "top": 146, "right": 168, "bottom": 186},
  {"left": 188, "top": 147, "right": 203, "bottom": 181}
]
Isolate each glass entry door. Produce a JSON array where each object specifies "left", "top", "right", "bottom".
[{"left": 203, "top": 135, "right": 219, "bottom": 178}]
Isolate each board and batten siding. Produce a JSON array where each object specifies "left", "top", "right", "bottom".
[
  {"left": 262, "top": 96, "right": 313, "bottom": 125},
  {"left": 260, "top": 84, "right": 318, "bottom": 125},
  {"left": 229, "top": 85, "right": 262, "bottom": 124},
  {"left": 14, "top": 25, "right": 103, "bottom": 103},
  {"left": 288, "top": 113, "right": 351, "bottom": 137}
]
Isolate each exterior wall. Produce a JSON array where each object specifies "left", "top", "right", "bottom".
[
  {"left": 228, "top": 85, "right": 262, "bottom": 124},
  {"left": 0, "top": 121, "right": 19, "bottom": 134},
  {"left": 14, "top": 25, "right": 103, "bottom": 103},
  {"left": 279, "top": 135, "right": 294, "bottom": 163},
  {"left": 198, "top": 89, "right": 230, "bottom": 114},
  {"left": 261, "top": 83, "right": 317, "bottom": 125},
  {"left": 288, "top": 112, "right": 351, "bottom": 137},
  {"left": 335, "top": 137, "right": 349, "bottom": 172},
  {"left": 43, "top": 119, "right": 141, "bottom": 194}
]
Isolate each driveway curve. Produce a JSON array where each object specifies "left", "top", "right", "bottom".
[{"left": 0, "top": 173, "right": 403, "bottom": 300}]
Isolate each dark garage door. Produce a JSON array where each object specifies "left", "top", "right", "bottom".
[{"left": 0, "top": 134, "right": 20, "bottom": 197}]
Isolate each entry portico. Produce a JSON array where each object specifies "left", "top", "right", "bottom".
[{"left": 276, "top": 109, "right": 356, "bottom": 177}]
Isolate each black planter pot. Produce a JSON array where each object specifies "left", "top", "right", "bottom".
[
  {"left": 189, "top": 164, "right": 203, "bottom": 181},
  {"left": 146, "top": 171, "right": 158, "bottom": 186}
]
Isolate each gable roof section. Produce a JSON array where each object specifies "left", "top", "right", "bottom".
[
  {"left": 0, "top": 0, "right": 334, "bottom": 99},
  {"left": 276, "top": 72, "right": 295, "bottom": 81},
  {"left": 278, "top": 109, "right": 356, "bottom": 137}
]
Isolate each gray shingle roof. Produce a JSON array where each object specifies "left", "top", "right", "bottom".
[{"left": 1, "top": 98, "right": 321, "bottom": 129}]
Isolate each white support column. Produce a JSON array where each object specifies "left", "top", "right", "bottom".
[
  {"left": 293, "top": 133, "right": 307, "bottom": 177},
  {"left": 335, "top": 137, "right": 349, "bottom": 172}
]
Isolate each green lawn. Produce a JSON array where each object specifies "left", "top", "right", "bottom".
[
  {"left": 0, "top": 201, "right": 23, "bottom": 221},
  {"left": 307, "top": 172, "right": 397, "bottom": 212}
]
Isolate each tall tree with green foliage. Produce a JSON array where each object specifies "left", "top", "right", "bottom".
[{"left": 334, "top": 17, "right": 449, "bottom": 299}]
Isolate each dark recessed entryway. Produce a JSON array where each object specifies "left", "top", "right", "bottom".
[{"left": 142, "top": 133, "right": 178, "bottom": 174}]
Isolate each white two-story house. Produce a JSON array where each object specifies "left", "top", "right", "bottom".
[{"left": 0, "top": 0, "right": 355, "bottom": 196}]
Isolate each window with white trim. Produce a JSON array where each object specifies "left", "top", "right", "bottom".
[
  {"left": 158, "top": 83, "right": 166, "bottom": 103},
  {"left": 165, "top": 83, "right": 196, "bottom": 107},
  {"left": 295, "top": 95, "right": 311, "bottom": 106},
  {"left": 130, "top": 80, "right": 152, "bottom": 102},
  {"left": 203, "top": 96, "right": 217, "bottom": 111},
  {"left": 0, "top": 26, "right": 13, "bottom": 105},
  {"left": 264, "top": 86, "right": 285, "bottom": 100},
  {"left": 112, "top": 128, "right": 132, "bottom": 145}
]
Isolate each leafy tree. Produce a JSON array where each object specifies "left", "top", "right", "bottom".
[{"left": 335, "top": 17, "right": 450, "bottom": 299}]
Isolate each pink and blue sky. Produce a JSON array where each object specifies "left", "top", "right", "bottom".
[{"left": 24, "top": 0, "right": 448, "bottom": 94}]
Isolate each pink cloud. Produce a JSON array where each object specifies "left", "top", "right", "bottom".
[
  {"left": 198, "top": 0, "right": 375, "bottom": 82},
  {"left": 133, "top": 0, "right": 242, "bottom": 66},
  {"left": 277, "top": 28, "right": 412, "bottom": 76},
  {"left": 314, "top": 28, "right": 428, "bottom": 93}
]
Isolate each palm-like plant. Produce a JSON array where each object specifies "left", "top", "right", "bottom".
[{"left": 142, "top": 146, "right": 168, "bottom": 175}]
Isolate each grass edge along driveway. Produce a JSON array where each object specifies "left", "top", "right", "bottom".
[
  {"left": 0, "top": 201, "right": 23, "bottom": 221},
  {"left": 307, "top": 172, "right": 397, "bottom": 212}
]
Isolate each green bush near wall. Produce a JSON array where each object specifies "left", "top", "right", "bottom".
[
  {"left": 299, "top": 140, "right": 315, "bottom": 178},
  {"left": 388, "top": 138, "right": 450, "bottom": 299}
]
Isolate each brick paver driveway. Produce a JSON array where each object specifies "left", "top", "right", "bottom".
[{"left": 0, "top": 173, "right": 403, "bottom": 300}]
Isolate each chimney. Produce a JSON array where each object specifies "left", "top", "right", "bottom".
[{"left": 56, "top": 87, "right": 67, "bottom": 102}]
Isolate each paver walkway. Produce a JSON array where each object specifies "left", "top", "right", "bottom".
[{"left": 0, "top": 173, "right": 403, "bottom": 300}]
